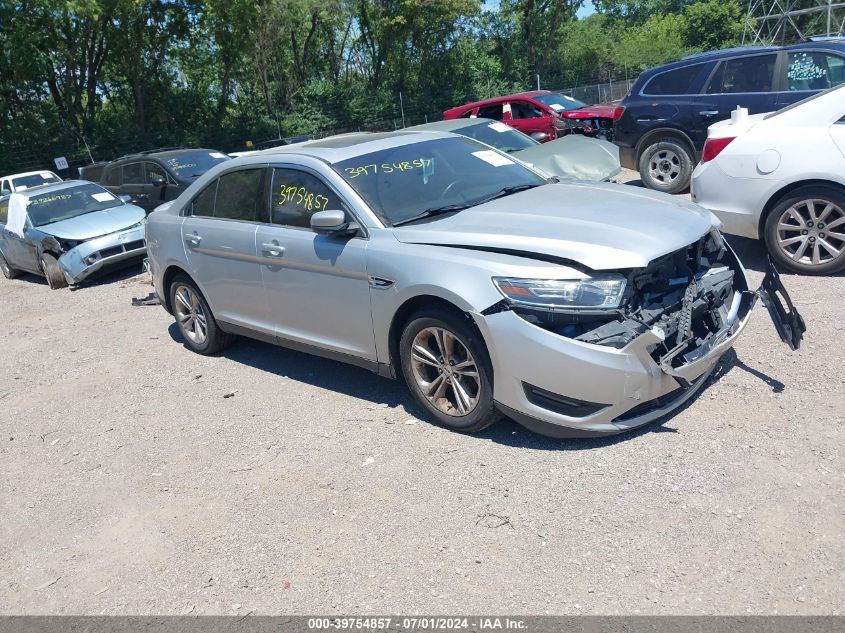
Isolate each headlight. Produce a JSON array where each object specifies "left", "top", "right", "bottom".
[{"left": 493, "top": 274, "right": 627, "bottom": 310}]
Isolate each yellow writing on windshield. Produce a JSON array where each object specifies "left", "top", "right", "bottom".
[
  {"left": 29, "top": 194, "right": 72, "bottom": 206},
  {"left": 344, "top": 158, "right": 432, "bottom": 179},
  {"left": 275, "top": 185, "right": 330, "bottom": 212},
  {"left": 167, "top": 158, "right": 196, "bottom": 172}
]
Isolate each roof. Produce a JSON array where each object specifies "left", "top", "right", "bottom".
[
  {"left": 252, "top": 131, "right": 454, "bottom": 164},
  {"left": 110, "top": 148, "right": 220, "bottom": 163},
  {"left": 2, "top": 170, "right": 59, "bottom": 180},
  {"left": 444, "top": 90, "right": 557, "bottom": 113},
  {"left": 5, "top": 179, "right": 92, "bottom": 199},
  {"left": 405, "top": 119, "right": 493, "bottom": 133}
]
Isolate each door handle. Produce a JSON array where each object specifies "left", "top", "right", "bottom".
[
  {"left": 184, "top": 234, "right": 202, "bottom": 247},
  {"left": 636, "top": 117, "right": 666, "bottom": 123},
  {"left": 261, "top": 242, "right": 285, "bottom": 258},
  {"left": 699, "top": 110, "right": 719, "bottom": 117}
]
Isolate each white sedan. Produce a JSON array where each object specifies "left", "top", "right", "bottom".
[{"left": 691, "top": 85, "right": 845, "bottom": 274}]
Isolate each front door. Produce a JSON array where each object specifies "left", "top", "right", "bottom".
[
  {"left": 507, "top": 100, "right": 554, "bottom": 140},
  {"left": 256, "top": 166, "right": 375, "bottom": 361},
  {"left": 1, "top": 227, "right": 39, "bottom": 273},
  {"left": 181, "top": 167, "right": 272, "bottom": 335}
]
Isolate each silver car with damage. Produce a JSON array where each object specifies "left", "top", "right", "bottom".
[
  {"left": 0, "top": 181, "right": 147, "bottom": 289},
  {"left": 145, "top": 131, "right": 804, "bottom": 438}
]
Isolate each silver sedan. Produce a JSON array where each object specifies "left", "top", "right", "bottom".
[{"left": 145, "top": 131, "right": 804, "bottom": 438}]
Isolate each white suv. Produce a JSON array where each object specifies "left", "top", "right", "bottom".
[{"left": 0, "top": 170, "right": 63, "bottom": 194}]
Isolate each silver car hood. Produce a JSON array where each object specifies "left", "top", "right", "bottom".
[
  {"left": 392, "top": 183, "right": 716, "bottom": 270},
  {"left": 37, "top": 204, "right": 146, "bottom": 241},
  {"left": 513, "top": 136, "right": 621, "bottom": 181}
]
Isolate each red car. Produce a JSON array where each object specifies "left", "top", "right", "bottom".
[{"left": 443, "top": 90, "right": 624, "bottom": 142}]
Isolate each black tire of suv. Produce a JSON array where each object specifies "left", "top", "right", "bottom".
[
  {"left": 638, "top": 138, "right": 694, "bottom": 194},
  {"left": 40, "top": 253, "right": 68, "bottom": 289},
  {"left": 399, "top": 308, "right": 502, "bottom": 434},
  {"left": 0, "top": 251, "right": 21, "bottom": 279},
  {"left": 168, "top": 274, "right": 235, "bottom": 355},
  {"left": 764, "top": 185, "right": 845, "bottom": 275}
]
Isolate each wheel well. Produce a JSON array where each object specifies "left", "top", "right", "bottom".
[
  {"left": 161, "top": 264, "right": 193, "bottom": 313},
  {"left": 635, "top": 129, "right": 695, "bottom": 163},
  {"left": 759, "top": 179, "right": 845, "bottom": 237},
  {"left": 387, "top": 295, "right": 479, "bottom": 377}
]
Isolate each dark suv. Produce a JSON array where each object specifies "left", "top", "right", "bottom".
[
  {"left": 615, "top": 40, "right": 845, "bottom": 193},
  {"left": 97, "top": 148, "right": 230, "bottom": 213}
]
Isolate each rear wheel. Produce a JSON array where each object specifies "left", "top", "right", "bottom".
[
  {"left": 399, "top": 308, "right": 502, "bottom": 433},
  {"left": 168, "top": 274, "right": 234, "bottom": 354},
  {"left": 764, "top": 186, "right": 845, "bottom": 275},
  {"left": 0, "top": 251, "right": 21, "bottom": 279},
  {"left": 638, "top": 138, "right": 694, "bottom": 194},
  {"left": 40, "top": 253, "right": 68, "bottom": 289}
]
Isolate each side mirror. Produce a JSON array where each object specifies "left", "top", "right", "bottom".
[
  {"left": 119, "top": 194, "right": 133, "bottom": 203},
  {"left": 530, "top": 132, "right": 549, "bottom": 142},
  {"left": 311, "top": 209, "right": 356, "bottom": 236},
  {"left": 150, "top": 176, "right": 166, "bottom": 187}
]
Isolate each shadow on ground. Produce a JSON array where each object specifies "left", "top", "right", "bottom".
[{"left": 166, "top": 323, "right": 787, "bottom": 451}]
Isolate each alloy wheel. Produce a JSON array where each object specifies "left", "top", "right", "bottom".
[
  {"left": 410, "top": 326, "right": 481, "bottom": 417},
  {"left": 173, "top": 284, "right": 208, "bottom": 345},
  {"left": 776, "top": 198, "right": 845, "bottom": 267},
  {"left": 648, "top": 149, "right": 681, "bottom": 185}
]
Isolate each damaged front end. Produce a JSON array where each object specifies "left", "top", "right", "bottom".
[
  {"left": 496, "top": 231, "right": 804, "bottom": 388},
  {"left": 45, "top": 223, "right": 147, "bottom": 285}
]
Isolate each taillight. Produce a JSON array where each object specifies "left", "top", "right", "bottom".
[
  {"left": 702, "top": 136, "right": 736, "bottom": 162},
  {"left": 610, "top": 106, "right": 625, "bottom": 120}
]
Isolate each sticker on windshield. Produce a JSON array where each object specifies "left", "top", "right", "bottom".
[
  {"left": 471, "top": 150, "right": 515, "bottom": 167},
  {"left": 488, "top": 122, "right": 511, "bottom": 133},
  {"left": 92, "top": 192, "right": 116, "bottom": 202},
  {"left": 548, "top": 103, "right": 565, "bottom": 111},
  {"left": 563, "top": 95, "right": 578, "bottom": 102},
  {"left": 209, "top": 152, "right": 226, "bottom": 159}
]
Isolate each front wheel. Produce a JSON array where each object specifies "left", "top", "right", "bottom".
[
  {"left": 399, "top": 308, "right": 502, "bottom": 433},
  {"left": 764, "top": 186, "right": 845, "bottom": 275},
  {"left": 638, "top": 138, "right": 693, "bottom": 194},
  {"left": 40, "top": 253, "right": 68, "bottom": 289}
]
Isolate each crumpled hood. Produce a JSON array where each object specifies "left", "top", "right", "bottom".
[
  {"left": 37, "top": 204, "right": 146, "bottom": 241},
  {"left": 514, "top": 135, "right": 621, "bottom": 181},
  {"left": 392, "top": 183, "right": 717, "bottom": 270}
]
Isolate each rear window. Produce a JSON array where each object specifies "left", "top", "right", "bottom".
[
  {"left": 642, "top": 64, "right": 704, "bottom": 95},
  {"left": 164, "top": 151, "right": 230, "bottom": 179}
]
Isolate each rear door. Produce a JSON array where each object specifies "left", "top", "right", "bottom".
[
  {"left": 181, "top": 167, "right": 272, "bottom": 335},
  {"left": 476, "top": 103, "right": 504, "bottom": 121},
  {"left": 255, "top": 166, "right": 375, "bottom": 360},
  {"left": 776, "top": 49, "right": 845, "bottom": 108},
  {"left": 144, "top": 162, "right": 174, "bottom": 210},
  {"left": 698, "top": 53, "right": 778, "bottom": 142},
  {"left": 120, "top": 161, "right": 156, "bottom": 212}
]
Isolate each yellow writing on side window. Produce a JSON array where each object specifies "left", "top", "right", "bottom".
[
  {"left": 276, "top": 185, "right": 330, "bottom": 212},
  {"left": 344, "top": 158, "right": 432, "bottom": 179}
]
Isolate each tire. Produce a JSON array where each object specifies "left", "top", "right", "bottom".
[
  {"left": 0, "top": 251, "right": 21, "bottom": 279},
  {"left": 168, "top": 274, "right": 234, "bottom": 355},
  {"left": 638, "top": 137, "right": 694, "bottom": 194},
  {"left": 763, "top": 185, "right": 845, "bottom": 275},
  {"left": 399, "top": 308, "right": 502, "bottom": 433},
  {"left": 40, "top": 253, "right": 68, "bottom": 289}
]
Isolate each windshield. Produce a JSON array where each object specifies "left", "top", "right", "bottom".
[
  {"left": 12, "top": 172, "right": 61, "bottom": 190},
  {"left": 533, "top": 94, "right": 587, "bottom": 112},
  {"left": 334, "top": 136, "right": 547, "bottom": 225},
  {"left": 27, "top": 183, "right": 123, "bottom": 227},
  {"left": 454, "top": 121, "right": 539, "bottom": 153},
  {"left": 164, "top": 151, "right": 230, "bottom": 178}
]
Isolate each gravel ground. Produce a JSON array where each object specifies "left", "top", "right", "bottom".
[{"left": 1, "top": 172, "right": 843, "bottom": 615}]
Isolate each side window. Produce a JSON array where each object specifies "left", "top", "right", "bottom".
[
  {"left": 1, "top": 180, "right": 8, "bottom": 193},
  {"left": 191, "top": 181, "right": 218, "bottom": 218},
  {"left": 104, "top": 167, "right": 121, "bottom": 186},
  {"left": 0, "top": 198, "right": 8, "bottom": 224},
  {"left": 511, "top": 101, "right": 545, "bottom": 119},
  {"left": 460, "top": 109, "right": 475, "bottom": 119},
  {"left": 270, "top": 168, "right": 342, "bottom": 229},
  {"left": 643, "top": 64, "right": 703, "bottom": 95},
  {"left": 213, "top": 169, "right": 267, "bottom": 222},
  {"left": 123, "top": 162, "right": 145, "bottom": 184},
  {"left": 476, "top": 104, "right": 504, "bottom": 120},
  {"left": 787, "top": 51, "right": 845, "bottom": 91},
  {"left": 145, "top": 162, "right": 167, "bottom": 184},
  {"left": 706, "top": 54, "right": 776, "bottom": 94}
]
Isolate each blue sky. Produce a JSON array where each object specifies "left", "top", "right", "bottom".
[{"left": 482, "top": 1, "right": 596, "bottom": 20}]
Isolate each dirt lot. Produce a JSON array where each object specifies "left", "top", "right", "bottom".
[{"left": 1, "top": 172, "right": 844, "bottom": 615}]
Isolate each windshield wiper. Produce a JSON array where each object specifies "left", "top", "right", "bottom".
[
  {"left": 392, "top": 203, "right": 472, "bottom": 227},
  {"left": 470, "top": 182, "right": 544, "bottom": 206}
]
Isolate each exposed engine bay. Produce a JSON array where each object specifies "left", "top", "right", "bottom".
[{"left": 514, "top": 232, "right": 750, "bottom": 371}]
